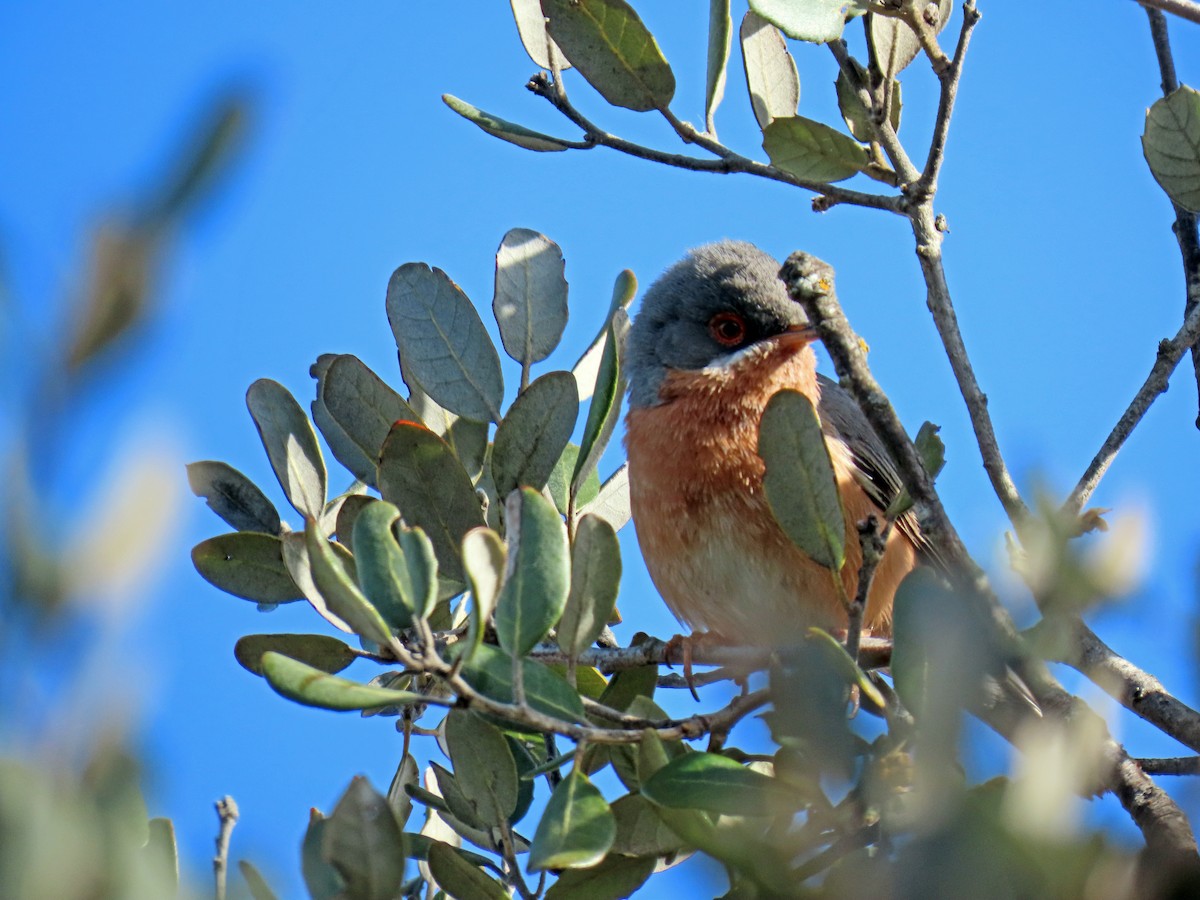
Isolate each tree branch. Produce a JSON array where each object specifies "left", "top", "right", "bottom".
[
  {"left": 1138, "top": 757, "right": 1200, "bottom": 776},
  {"left": 917, "top": 0, "right": 982, "bottom": 195},
  {"left": 1137, "top": 0, "right": 1200, "bottom": 26},
  {"left": 213, "top": 796, "right": 239, "bottom": 900}
]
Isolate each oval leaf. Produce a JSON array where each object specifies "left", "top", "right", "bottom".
[
  {"left": 558, "top": 514, "right": 621, "bottom": 657},
  {"left": 867, "top": 0, "right": 952, "bottom": 79},
  {"left": 260, "top": 652, "right": 423, "bottom": 711},
  {"left": 545, "top": 854, "right": 655, "bottom": 900},
  {"left": 572, "top": 308, "right": 629, "bottom": 497},
  {"left": 187, "top": 460, "right": 281, "bottom": 534},
  {"left": 511, "top": 0, "right": 572, "bottom": 69},
  {"left": 445, "top": 710, "right": 520, "bottom": 826},
  {"left": 641, "top": 752, "right": 796, "bottom": 816},
  {"left": 495, "top": 488, "right": 571, "bottom": 657},
  {"left": 387, "top": 754, "right": 420, "bottom": 831},
  {"left": 377, "top": 420, "right": 485, "bottom": 583},
  {"left": 705, "top": 0, "right": 733, "bottom": 131},
  {"left": 574, "top": 270, "right": 637, "bottom": 402},
  {"left": 758, "top": 389, "right": 845, "bottom": 571},
  {"left": 748, "top": 0, "right": 869, "bottom": 43},
  {"left": 442, "top": 94, "right": 572, "bottom": 153},
  {"left": 281, "top": 532, "right": 353, "bottom": 633},
  {"left": 246, "top": 378, "right": 327, "bottom": 518},
  {"left": 542, "top": 0, "right": 676, "bottom": 112},
  {"left": 763, "top": 115, "right": 868, "bottom": 183},
  {"left": 323, "top": 776, "right": 406, "bottom": 900},
  {"left": 1143, "top": 85, "right": 1200, "bottom": 213},
  {"left": 492, "top": 371, "right": 579, "bottom": 499},
  {"left": 234, "top": 633, "right": 357, "bottom": 676},
  {"left": 493, "top": 228, "right": 570, "bottom": 367},
  {"left": 578, "top": 463, "right": 631, "bottom": 531},
  {"left": 609, "top": 793, "right": 686, "bottom": 858},
  {"left": 462, "top": 527, "right": 506, "bottom": 662},
  {"left": 387, "top": 263, "right": 504, "bottom": 422},
  {"left": 529, "top": 768, "right": 616, "bottom": 872},
  {"left": 740, "top": 11, "right": 799, "bottom": 130},
  {"left": 305, "top": 518, "right": 395, "bottom": 647},
  {"left": 427, "top": 842, "right": 508, "bottom": 900},
  {"left": 352, "top": 500, "right": 431, "bottom": 630},
  {"left": 460, "top": 644, "right": 586, "bottom": 724},
  {"left": 192, "top": 532, "right": 302, "bottom": 603}
]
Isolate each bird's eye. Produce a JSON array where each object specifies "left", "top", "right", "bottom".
[{"left": 708, "top": 311, "right": 747, "bottom": 347}]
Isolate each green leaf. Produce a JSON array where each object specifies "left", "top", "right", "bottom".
[
  {"left": 281, "top": 532, "right": 354, "bottom": 633},
  {"left": 377, "top": 420, "right": 485, "bottom": 583},
  {"left": 763, "top": 115, "right": 868, "bottom": 183},
  {"left": 493, "top": 228, "right": 570, "bottom": 367},
  {"left": 442, "top": 94, "right": 573, "bottom": 153},
  {"left": 547, "top": 444, "right": 599, "bottom": 514},
  {"left": 323, "top": 776, "right": 406, "bottom": 900},
  {"left": 387, "top": 262, "right": 505, "bottom": 422},
  {"left": 572, "top": 309, "right": 629, "bottom": 498},
  {"left": 747, "top": 0, "right": 869, "bottom": 43},
  {"left": 431, "top": 762, "right": 488, "bottom": 830},
  {"left": 915, "top": 420, "right": 946, "bottom": 479},
  {"left": 445, "top": 710, "right": 520, "bottom": 826},
  {"left": 460, "top": 644, "right": 586, "bottom": 724},
  {"left": 312, "top": 354, "right": 416, "bottom": 487},
  {"left": 462, "top": 527, "right": 506, "bottom": 663},
  {"left": 641, "top": 752, "right": 797, "bottom": 816},
  {"left": 609, "top": 793, "right": 686, "bottom": 857},
  {"left": 246, "top": 378, "right": 327, "bottom": 518},
  {"left": 558, "top": 514, "right": 621, "bottom": 657},
  {"left": 1143, "top": 85, "right": 1200, "bottom": 213},
  {"left": 510, "top": 0, "right": 572, "bottom": 69},
  {"left": 805, "top": 627, "right": 885, "bottom": 708},
  {"left": 491, "top": 371, "right": 579, "bottom": 499},
  {"left": 542, "top": 0, "right": 675, "bottom": 112},
  {"left": 427, "top": 842, "right": 509, "bottom": 900},
  {"left": 573, "top": 270, "right": 637, "bottom": 402},
  {"left": 144, "top": 817, "right": 179, "bottom": 893},
  {"left": 705, "top": 0, "right": 732, "bottom": 131},
  {"left": 577, "top": 463, "right": 631, "bottom": 531},
  {"left": 187, "top": 460, "right": 281, "bottom": 534},
  {"left": 260, "top": 652, "right": 423, "bottom": 711},
  {"left": 302, "top": 812, "right": 344, "bottom": 900},
  {"left": 740, "top": 10, "right": 799, "bottom": 131},
  {"left": 192, "top": 532, "right": 303, "bottom": 603},
  {"left": 867, "top": 0, "right": 952, "bottom": 79},
  {"left": 335, "top": 494, "right": 375, "bottom": 545},
  {"left": 352, "top": 500, "right": 437, "bottom": 629},
  {"left": 402, "top": 834, "right": 501, "bottom": 875},
  {"left": 758, "top": 389, "right": 846, "bottom": 571},
  {"left": 238, "top": 860, "right": 278, "bottom": 900},
  {"left": 834, "top": 58, "right": 901, "bottom": 141},
  {"left": 495, "top": 487, "right": 571, "bottom": 657},
  {"left": 306, "top": 518, "right": 395, "bottom": 647},
  {"left": 387, "top": 753, "right": 420, "bottom": 831},
  {"left": 544, "top": 853, "right": 656, "bottom": 899},
  {"left": 234, "top": 633, "right": 358, "bottom": 676},
  {"left": 404, "top": 379, "right": 490, "bottom": 481},
  {"left": 529, "top": 769, "right": 616, "bottom": 871}
]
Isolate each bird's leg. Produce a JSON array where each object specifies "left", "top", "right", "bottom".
[{"left": 662, "top": 630, "right": 732, "bottom": 702}]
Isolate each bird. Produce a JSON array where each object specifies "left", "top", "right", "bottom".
[{"left": 624, "top": 240, "right": 925, "bottom": 648}]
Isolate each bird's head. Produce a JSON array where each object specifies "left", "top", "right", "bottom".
[{"left": 627, "top": 240, "right": 818, "bottom": 409}]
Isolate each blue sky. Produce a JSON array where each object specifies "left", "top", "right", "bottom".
[{"left": 4, "top": 1, "right": 1200, "bottom": 895}]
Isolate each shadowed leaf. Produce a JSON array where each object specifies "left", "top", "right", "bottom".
[
  {"left": 238, "top": 861, "right": 278, "bottom": 900},
  {"left": 915, "top": 420, "right": 946, "bottom": 479},
  {"left": 387, "top": 754, "right": 420, "bottom": 831},
  {"left": 763, "top": 115, "right": 868, "bottom": 183},
  {"left": 492, "top": 371, "right": 579, "bottom": 499},
  {"left": 187, "top": 460, "right": 281, "bottom": 534},
  {"left": 443, "top": 94, "right": 573, "bottom": 153},
  {"left": 748, "top": 0, "right": 869, "bottom": 42},
  {"left": 462, "top": 527, "right": 506, "bottom": 662},
  {"left": 261, "top": 652, "right": 423, "bottom": 711},
  {"left": 545, "top": 854, "right": 655, "bottom": 899},
  {"left": 641, "top": 752, "right": 797, "bottom": 816},
  {"left": 281, "top": 532, "right": 353, "bottom": 633},
  {"left": 542, "top": 0, "right": 676, "bottom": 112},
  {"left": 558, "top": 514, "right": 621, "bottom": 657},
  {"left": 741, "top": 11, "right": 799, "bottom": 130},
  {"left": 495, "top": 488, "right": 571, "bottom": 657},
  {"left": 323, "top": 777, "right": 406, "bottom": 900},
  {"left": 1143, "top": 86, "right": 1200, "bottom": 213},
  {"left": 759, "top": 389, "right": 845, "bottom": 571},
  {"left": 835, "top": 58, "right": 901, "bottom": 141},
  {"left": 352, "top": 500, "right": 435, "bottom": 630},
  {"left": 547, "top": 444, "right": 600, "bottom": 514},
  {"left": 387, "top": 262, "right": 504, "bottom": 422},
  {"left": 574, "top": 269, "right": 636, "bottom": 402},
  {"left": 246, "top": 378, "right": 327, "bottom": 518},
  {"left": 705, "top": 0, "right": 733, "bottom": 131},
  {"left": 192, "top": 532, "right": 302, "bottom": 603},
  {"left": 609, "top": 793, "right": 686, "bottom": 857},
  {"left": 377, "top": 420, "right": 485, "bottom": 583},
  {"left": 445, "top": 710, "right": 520, "bottom": 826},
  {"left": 493, "top": 228, "right": 570, "bottom": 367},
  {"left": 234, "top": 633, "right": 357, "bottom": 676},
  {"left": 427, "top": 842, "right": 508, "bottom": 900},
  {"left": 529, "top": 768, "right": 616, "bottom": 871},
  {"left": 460, "top": 644, "right": 586, "bottom": 724},
  {"left": 572, "top": 308, "right": 629, "bottom": 497},
  {"left": 305, "top": 518, "right": 395, "bottom": 647},
  {"left": 867, "top": 0, "right": 952, "bottom": 79},
  {"left": 302, "top": 813, "right": 344, "bottom": 900},
  {"left": 144, "top": 818, "right": 179, "bottom": 893}
]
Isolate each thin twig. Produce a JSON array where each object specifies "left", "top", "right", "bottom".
[
  {"left": 213, "top": 796, "right": 239, "bottom": 900},
  {"left": 917, "top": 0, "right": 981, "bottom": 195},
  {"left": 1137, "top": 0, "right": 1200, "bottom": 26},
  {"left": 1138, "top": 757, "right": 1200, "bottom": 776},
  {"left": 847, "top": 514, "right": 893, "bottom": 663}
]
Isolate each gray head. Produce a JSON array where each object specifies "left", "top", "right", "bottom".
[{"left": 626, "top": 240, "right": 811, "bottom": 408}]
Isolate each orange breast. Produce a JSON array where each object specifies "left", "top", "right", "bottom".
[{"left": 624, "top": 342, "right": 915, "bottom": 646}]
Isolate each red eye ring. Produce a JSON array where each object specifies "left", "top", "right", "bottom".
[{"left": 708, "top": 311, "right": 747, "bottom": 347}]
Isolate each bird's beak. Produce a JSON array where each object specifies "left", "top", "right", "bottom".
[{"left": 775, "top": 323, "right": 819, "bottom": 347}]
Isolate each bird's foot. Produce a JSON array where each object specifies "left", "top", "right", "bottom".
[{"left": 662, "top": 631, "right": 729, "bottom": 702}]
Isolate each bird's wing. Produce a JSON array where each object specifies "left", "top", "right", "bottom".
[{"left": 815, "top": 375, "right": 949, "bottom": 575}]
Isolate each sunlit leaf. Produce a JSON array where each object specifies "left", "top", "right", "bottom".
[
  {"left": 547, "top": 444, "right": 600, "bottom": 514},
  {"left": 574, "top": 270, "right": 636, "bottom": 402},
  {"left": 234, "top": 633, "right": 357, "bottom": 676},
  {"left": 493, "top": 228, "right": 570, "bottom": 367},
  {"left": 238, "top": 860, "right": 278, "bottom": 900},
  {"left": 445, "top": 710, "right": 520, "bottom": 826},
  {"left": 834, "top": 58, "right": 901, "bottom": 141},
  {"left": 246, "top": 378, "right": 327, "bottom": 518},
  {"left": 529, "top": 768, "right": 616, "bottom": 871},
  {"left": 748, "top": 0, "right": 869, "bottom": 43},
  {"left": 577, "top": 463, "right": 631, "bottom": 531},
  {"left": 281, "top": 532, "right": 353, "bottom": 633},
  {"left": 305, "top": 518, "right": 395, "bottom": 647},
  {"left": 510, "top": 0, "right": 572, "bottom": 69},
  {"left": 495, "top": 488, "right": 571, "bottom": 656},
  {"left": 491, "top": 371, "right": 579, "bottom": 499},
  {"left": 187, "top": 460, "right": 281, "bottom": 534},
  {"left": 387, "top": 262, "right": 504, "bottom": 422},
  {"left": 1143, "top": 86, "right": 1200, "bottom": 213},
  {"left": 758, "top": 389, "right": 845, "bottom": 570},
  {"left": 740, "top": 11, "right": 799, "bottom": 130},
  {"left": 542, "top": 0, "right": 676, "bottom": 112},
  {"left": 427, "top": 842, "right": 508, "bottom": 900},
  {"left": 65, "top": 224, "right": 155, "bottom": 371},
  {"left": 323, "top": 776, "right": 406, "bottom": 900},
  {"left": 558, "top": 514, "right": 621, "bottom": 657},
  {"left": 915, "top": 420, "right": 946, "bottom": 479},
  {"left": 572, "top": 309, "right": 629, "bottom": 497},
  {"left": 144, "top": 817, "right": 179, "bottom": 893},
  {"left": 192, "top": 532, "right": 303, "bottom": 604},
  {"left": 705, "top": 0, "right": 733, "bottom": 130},
  {"left": 261, "top": 652, "right": 423, "bottom": 711},
  {"left": 867, "top": 0, "right": 952, "bottom": 79},
  {"left": 763, "top": 115, "right": 868, "bottom": 183},
  {"left": 442, "top": 94, "right": 573, "bottom": 153},
  {"left": 462, "top": 527, "right": 506, "bottom": 662},
  {"left": 641, "top": 752, "right": 798, "bottom": 816},
  {"left": 460, "top": 644, "right": 586, "bottom": 724},
  {"left": 544, "top": 853, "right": 655, "bottom": 899}
]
